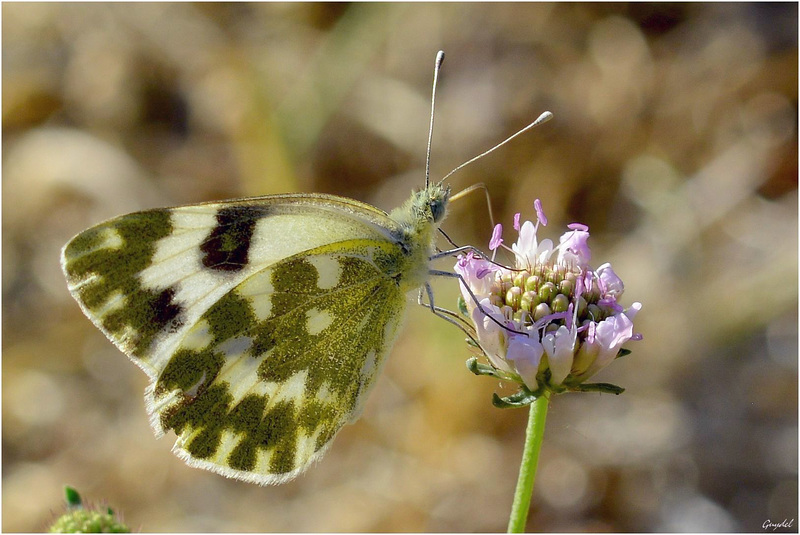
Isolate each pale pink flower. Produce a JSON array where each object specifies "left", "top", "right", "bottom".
[{"left": 455, "top": 200, "right": 641, "bottom": 395}]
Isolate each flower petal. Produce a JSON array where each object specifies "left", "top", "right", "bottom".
[
  {"left": 543, "top": 325, "right": 575, "bottom": 385},
  {"left": 471, "top": 299, "right": 513, "bottom": 373},
  {"left": 506, "top": 334, "right": 544, "bottom": 391},
  {"left": 557, "top": 228, "right": 591, "bottom": 266},
  {"left": 455, "top": 253, "right": 498, "bottom": 305},
  {"left": 534, "top": 198, "right": 548, "bottom": 226},
  {"left": 596, "top": 262, "right": 624, "bottom": 296},
  {"left": 512, "top": 220, "right": 540, "bottom": 267},
  {"left": 579, "top": 311, "right": 636, "bottom": 378},
  {"left": 489, "top": 224, "right": 503, "bottom": 251}
]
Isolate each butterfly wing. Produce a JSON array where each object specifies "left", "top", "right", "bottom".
[{"left": 62, "top": 194, "right": 411, "bottom": 484}]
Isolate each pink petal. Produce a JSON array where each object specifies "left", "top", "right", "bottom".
[
  {"left": 489, "top": 223, "right": 503, "bottom": 251},
  {"left": 534, "top": 199, "right": 548, "bottom": 226},
  {"left": 506, "top": 335, "right": 544, "bottom": 391}
]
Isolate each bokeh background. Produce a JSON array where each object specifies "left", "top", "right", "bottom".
[{"left": 3, "top": 3, "right": 797, "bottom": 532}]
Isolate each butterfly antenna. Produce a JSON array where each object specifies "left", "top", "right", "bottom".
[
  {"left": 440, "top": 111, "right": 553, "bottom": 183},
  {"left": 426, "top": 50, "right": 445, "bottom": 189}
]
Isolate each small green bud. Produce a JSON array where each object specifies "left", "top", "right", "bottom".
[
  {"left": 538, "top": 281, "right": 556, "bottom": 302},
  {"left": 544, "top": 322, "right": 559, "bottom": 333},
  {"left": 520, "top": 290, "right": 540, "bottom": 313},
  {"left": 533, "top": 302, "right": 552, "bottom": 321},
  {"left": 64, "top": 487, "right": 82, "bottom": 509},
  {"left": 559, "top": 278, "right": 574, "bottom": 296},
  {"left": 525, "top": 275, "right": 540, "bottom": 292},
  {"left": 576, "top": 296, "right": 588, "bottom": 318},
  {"left": 506, "top": 286, "right": 522, "bottom": 308},
  {"left": 551, "top": 293, "right": 570, "bottom": 313}
]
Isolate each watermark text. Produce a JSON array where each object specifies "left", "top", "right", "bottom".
[{"left": 763, "top": 519, "right": 795, "bottom": 531}]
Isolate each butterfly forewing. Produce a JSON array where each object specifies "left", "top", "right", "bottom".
[{"left": 62, "top": 195, "right": 412, "bottom": 484}]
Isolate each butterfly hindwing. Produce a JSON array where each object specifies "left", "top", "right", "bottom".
[{"left": 62, "top": 195, "right": 411, "bottom": 484}]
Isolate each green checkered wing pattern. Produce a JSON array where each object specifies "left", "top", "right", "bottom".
[{"left": 61, "top": 191, "right": 446, "bottom": 484}]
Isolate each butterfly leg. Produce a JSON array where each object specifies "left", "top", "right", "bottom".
[
  {"left": 418, "top": 283, "right": 481, "bottom": 347},
  {"left": 427, "top": 269, "right": 528, "bottom": 337},
  {"left": 430, "top": 245, "right": 518, "bottom": 273},
  {"left": 418, "top": 284, "right": 474, "bottom": 334}
]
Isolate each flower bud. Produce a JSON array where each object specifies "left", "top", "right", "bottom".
[
  {"left": 520, "top": 290, "right": 540, "bottom": 313},
  {"left": 551, "top": 293, "right": 570, "bottom": 313},
  {"left": 538, "top": 281, "right": 556, "bottom": 302},
  {"left": 525, "top": 275, "right": 539, "bottom": 292},
  {"left": 533, "top": 302, "right": 552, "bottom": 321},
  {"left": 559, "top": 278, "right": 574, "bottom": 296},
  {"left": 576, "top": 296, "right": 588, "bottom": 318},
  {"left": 506, "top": 286, "right": 522, "bottom": 309}
]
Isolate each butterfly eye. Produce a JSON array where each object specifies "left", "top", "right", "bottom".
[{"left": 430, "top": 198, "right": 446, "bottom": 223}]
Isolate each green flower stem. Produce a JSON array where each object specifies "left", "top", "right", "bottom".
[{"left": 507, "top": 391, "right": 550, "bottom": 533}]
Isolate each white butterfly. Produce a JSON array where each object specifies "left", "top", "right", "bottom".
[{"left": 61, "top": 51, "right": 552, "bottom": 484}]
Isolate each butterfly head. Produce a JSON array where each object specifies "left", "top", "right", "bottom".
[
  {"left": 389, "top": 180, "right": 451, "bottom": 243},
  {"left": 424, "top": 180, "right": 451, "bottom": 224}
]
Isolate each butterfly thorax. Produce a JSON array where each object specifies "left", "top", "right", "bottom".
[{"left": 388, "top": 181, "right": 451, "bottom": 292}]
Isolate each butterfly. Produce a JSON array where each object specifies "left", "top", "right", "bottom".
[{"left": 61, "top": 51, "right": 552, "bottom": 484}]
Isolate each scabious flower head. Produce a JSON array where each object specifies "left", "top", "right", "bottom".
[
  {"left": 455, "top": 200, "right": 641, "bottom": 396},
  {"left": 48, "top": 487, "right": 129, "bottom": 533}
]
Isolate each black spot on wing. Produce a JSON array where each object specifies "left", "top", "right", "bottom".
[
  {"left": 200, "top": 206, "right": 267, "bottom": 272},
  {"left": 108, "top": 285, "right": 185, "bottom": 357},
  {"left": 152, "top": 287, "right": 183, "bottom": 332}
]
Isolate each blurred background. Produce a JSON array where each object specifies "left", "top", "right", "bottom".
[{"left": 3, "top": 3, "right": 797, "bottom": 532}]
